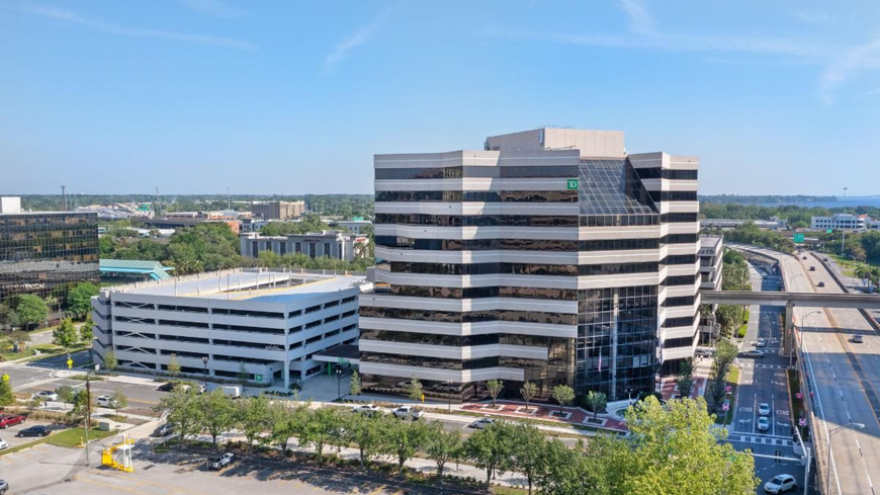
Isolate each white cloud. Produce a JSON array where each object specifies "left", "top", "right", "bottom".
[
  {"left": 820, "top": 37, "right": 880, "bottom": 102},
  {"left": 10, "top": 4, "right": 256, "bottom": 50},
  {"left": 793, "top": 9, "right": 833, "bottom": 25},
  {"left": 179, "top": 0, "right": 242, "bottom": 19},
  {"left": 322, "top": 8, "right": 394, "bottom": 74},
  {"left": 620, "top": 0, "right": 654, "bottom": 34}
]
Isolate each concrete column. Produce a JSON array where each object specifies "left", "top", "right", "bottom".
[
  {"left": 610, "top": 290, "right": 619, "bottom": 401},
  {"left": 283, "top": 361, "right": 290, "bottom": 390},
  {"left": 783, "top": 302, "right": 794, "bottom": 358}
]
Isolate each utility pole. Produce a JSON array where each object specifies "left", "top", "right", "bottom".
[
  {"left": 842, "top": 187, "right": 848, "bottom": 258},
  {"left": 227, "top": 187, "right": 231, "bottom": 210},
  {"left": 60, "top": 185, "right": 67, "bottom": 210}
]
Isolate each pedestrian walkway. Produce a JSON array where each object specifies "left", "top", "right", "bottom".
[{"left": 459, "top": 400, "right": 627, "bottom": 432}]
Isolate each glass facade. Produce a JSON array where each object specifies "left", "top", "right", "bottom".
[{"left": 0, "top": 212, "right": 99, "bottom": 303}]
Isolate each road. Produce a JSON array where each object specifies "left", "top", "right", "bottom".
[
  {"left": 726, "top": 261, "right": 801, "bottom": 489},
  {"left": 745, "top": 246, "right": 880, "bottom": 495}
]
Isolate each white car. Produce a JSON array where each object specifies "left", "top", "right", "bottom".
[
  {"left": 764, "top": 474, "right": 797, "bottom": 493},
  {"left": 33, "top": 391, "right": 58, "bottom": 402},
  {"left": 758, "top": 403, "right": 771, "bottom": 416},
  {"left": 0, "top": 438, "right": 8, "bottom": 450},
  {"left": 351, "top": 404, "right": 380, "bottom": 416},
  {"left": 757, "top": 417, "right": 770, "bottom": 432},
  {"left": 96, "top": 395, "right": 118, "bottom": 408},
  {"left": 469, "top": 417, "right": 495, "bottom": 429},
  {"left": 209, "top": 452, "right": 234, "bottom": 470},
  {"left": 392, "top": 405, "right": 424, "bottom": 420},
  {"left": 756, "top": 339, "right": 767, "bottom": 347}
]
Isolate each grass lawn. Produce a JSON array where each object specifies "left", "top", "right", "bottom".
[
  {"left": 0, "top": 427, "right": 118, "bottom": 456},
  {"left": 828, "top": 253, "right": 858, "bottom": 277}
]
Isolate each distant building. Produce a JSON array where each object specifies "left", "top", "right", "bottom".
[
  {"left": 0, "top": 197, "right": 99, "bottom": 303},
  {"left": 698, "top": 236, "right": 723, "bottom": 344},
  {"left": 700, "top": 216, "right": 787, "bottom": 230},
  {"left": 251, "top": 201, "right": 306, "bottom": 221},
  {"left": 811, "top": 213, "right": 869, "bottom": 232},
  {"left": 330, "top": 220, "right": 372, "bottom": 235},
  {"left": 240, "top": 231, "right": 361, "bottom": 261},
  {"left": 141, "top": 216, "right": 240, "bottom": 234},
  {"left": 91, "top": 269, "right": 369, "bottom": 387}
]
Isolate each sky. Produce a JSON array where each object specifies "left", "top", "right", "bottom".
[{"left": 1, "top": 0, "right": 879, "bottom": 196}]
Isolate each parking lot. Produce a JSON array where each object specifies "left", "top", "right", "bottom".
[{"left": 0, "top": 418, "right": 57, "bottom": 450}]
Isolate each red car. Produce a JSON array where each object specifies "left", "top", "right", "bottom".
[{"left": 0, "top": 415, "right": 25, "bottom": 429}]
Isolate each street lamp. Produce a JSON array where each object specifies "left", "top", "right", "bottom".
[
  {"left": 626, "top": 387, "right": 633, "bottom": 405},
  {"left": 202, "top": 356, "right": 209, "bottom": 391},
  {"left": 335, "top": 366, "right": 343, "bottom": 400},
  {"left": 824, "top": 422, "right": 865, "bottom": 495}
]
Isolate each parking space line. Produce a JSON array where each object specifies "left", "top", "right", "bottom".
[
  {"left": 79, "top": 476, "right": 153, "bottom": 495},
  {"left": 368, "top": 485, "right": 386, "bottom": 495}
]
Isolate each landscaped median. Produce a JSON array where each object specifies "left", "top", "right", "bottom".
[{"left": 0, "top": 427, "right": 118, "bottom": 457}]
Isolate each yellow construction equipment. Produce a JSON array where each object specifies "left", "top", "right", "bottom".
[{"left": 101, "top": 433, "right": 135, "bottom": 473}]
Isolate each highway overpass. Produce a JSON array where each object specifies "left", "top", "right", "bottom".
[{"left": 702, "top": 290, "right": 880, "bottom": 310}]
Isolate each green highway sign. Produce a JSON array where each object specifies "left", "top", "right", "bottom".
[
  {"left": 827, "top": 229, "right": 833, "bottom": 234},
  {"left": 793, "top": 233, "right": 804, "bottom": 243},
  {"left": 567, "top": 179, "right": 579, "bottom": 190}
]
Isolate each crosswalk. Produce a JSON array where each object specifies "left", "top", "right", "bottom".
[
  {"left": 739, "top": 363, "right": 786, "bottom": 370},
  {"left": 731, "top": 435, "right": 792, "bottom": 447}
]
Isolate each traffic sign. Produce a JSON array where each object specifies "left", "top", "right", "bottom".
[
  {"left": 1, "top": 374, "right": 8, "bottom": 382},
  {"left": 722, "top": 403, "right": 729, "bottom": 411},
  {"left": 725, "top": 386, "right": 732, "bottom": 393},
  {"left": 799, "top": 418, "right": 807, "bottom": 427},
  {"left": 566, "top": 179, "right": 579, "bottom": 190},
  {"left": 826, "top": 229, "right": 833, "bottom": 234},
  {"left": 793, "top": 233, "right": 804, "bottom": 243},
  {"left": 67, "top": 358, "right": 73, "bottom": 370}
]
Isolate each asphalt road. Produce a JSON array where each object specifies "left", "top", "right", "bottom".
[
  {"left": 727, "top": 261, "right": 801, "bottom": 491},
  {"left": 744, "top": 246, "right": 880, "bottom": 495}
]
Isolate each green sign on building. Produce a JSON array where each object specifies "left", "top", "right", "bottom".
[
  {"left": 567, "top": 179, "right": 579, "bottom": 190},
  {"left": 827, "top": 229, "right": 833, "bottom": 234},
  {"left": 255, "top": 374, "right": 263, "bottom": 382},
  {"left": 793, "top": 233, "right": 804, "bottom": 243}
]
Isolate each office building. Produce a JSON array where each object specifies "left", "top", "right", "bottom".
[
  {"left": 698, "top": 236, "right": 723, "bottom": 344},
  {"left": 0, "top": 197, "right": 99, "bottom": 303},
  {"left": 330, "top": 220, "right": 373, "bottom": 235},
  {"left": 240, "top": 231, "right": 360, "bottom": 261},
  {"left": 251, "top": 201, "right": 306, "bottom": 221},
  {"left": 811, "top": 213, "right": 869, "bottom": 232},
  {"left": 359, "top": 128, "right": 701, "bottom": 402},
  {"left": 91, "top": 269, "right": 368, "bottom": 387}
]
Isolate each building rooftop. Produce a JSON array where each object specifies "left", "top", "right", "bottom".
[
  {"left": 100, "top": 259, "right": 174, "bottom": 280},
  {"left": 700, "top": 236, "right": 723, "bottom": 249},
  {"left": 104, "top": 268, "right": 366, "bottom": 302}
]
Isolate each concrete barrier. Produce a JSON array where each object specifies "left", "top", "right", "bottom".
[{"left": 810, "top": 253, "right": 880, "bottom": 333}]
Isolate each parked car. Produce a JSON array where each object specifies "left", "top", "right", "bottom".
[
  {"left": 741, "top": 350, "right": 765, "bottom": 358},
  {"left": 152, "top": 423, "right": 174, "bottom": 437},
  {"left": 824, "top": 257, "right": 829, "bottom": 262},
  {"left": 764, "top": 474, "right": 797, "bottom": 493},
  {"left": 220, "top": 386, "right": 241, "bottom": 399},
  {"left": 0, "top": 415, "right": 25, "bottom": 429},
  {"left": 758, "top": 403, "right": 771, "bottom": 416},
  {"left": 392, "top": 405, "right": 424, "bottom": 420},
  {"left": 96, "top": 395, "right": 118, "bottom": 408},
  {"left": 208, "top": 452, "right": 235, "bottom": 470},
  {"left": 33, "top": 391, "right": 58, "bottom": 402},
  {"left": 469, "top": 417, "right": 495, "bottom": 429},
  {"left": 809, "top": 266, "right": 816, "bottom": 271},
  {"left": 756, "top": 338, "right": 767, "bottom": 347},
  {"left": 802, "top": 256, "right": 808, "bottom": 260},
  {"left": 852, "top": 334, "right": 865, "bottom": 344},
  {"left": 0, "top": 438, "right": 8, "bottom": 450},
  {"left": 0, "top": 479, "right": 7, "bottom": 495},
  {"left": 351, "top": 404, "right": 381, "bottom": 416},
  {"left": 757, "top": 417, "right": 770, "bottom": 432},
  {"left": 17, "top": 425, "right": 51, "bottom": 438}
]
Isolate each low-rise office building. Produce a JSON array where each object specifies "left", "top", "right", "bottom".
[
  {"left": 251, "top": 201, "right": 306, "bottom": 221},
  {"left": 811, "top": 213, "right": 868, "bottom": 232},
  {"left": 0, "top": 197, "right": 99, "bottom": 303},
  {"left": 91, "top": 269, "right": 369, "bottom": 387},
  {"left": 240, "top": 231, "right": 360, "bottom": 261}
]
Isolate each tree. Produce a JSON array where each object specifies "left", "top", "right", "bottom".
[
  {"left": 343, "top": 411, "right": 387, "bottom": 468},
  {"left": 486, "top": 379, "right": 503, "bottom": 407},
  {"left": 0, "top": 376, "right": 14, "bottom": 407},
  {"left": 300, "top": 407, "right": 340, "bottom": 463},
  {"left": 464, "top": 421, "right": 514, "bottom": 486},
  {"left": 111, "top": 389, "right": 128, "bottom": 412},
  {"left": 551, "top": 384, "right": 575, "bottom": 415},
  {"left": 510, "top": 423, "right": 550, "bottom": 495},
  {"left": 154, "top": 386, "right": 203, "bottom": 443},
  {"left": 382, "top": 416, "right": 429, "bottom": 475},
  {"left": 423, "top": 423, "right": 463, "bottom": 485},
  {"left": 53, "top": 318, "right": 80, "bottom": 349},
  {"left": 520, "top": 381, "right": 538, "bottom": 412},
  {"left": 103, "top": 349, "right": 117, "bottom": 371},
  {"left": 67, "top": 282, "right": 100, "bottom": 320},
  {"left": 70, "top": 389, "right": 94, "bottom": 426},
  {"left": 236, "top": 394, "right": 274, "bottom": 452},
  {"left": 714, "top": 304, "right": 743, "bottom": 334},
  {"left": 236, "top": 362, "right": 248, "bottom": 383},
  {"left": 584, "top": 390, "right": 607, "bottom": 420},
  {"left": 622, "top": 397, "right": 757, "bottom": 494},
  {"left": 56, "top": 385, "right": 76, "bottom": 404},
  {"left": 709, "top": 339, "right": 738, "bottom": 410},
  {"left": 80, "top": 314, "right": 95, "bottom": 344},
  {"left": 349, "top": 370, "right": 362, "bottom": 397},
  {"left": 675, "top": 358, "right": 695, "bottom": 399},
  {"left": 199, "top": 389, "right": 236, "bottom": 449},
  {"left": 271, "top": 401, "right": 310, "bottom": 453},
  {"left": 44, "top": 295, "right": 59, "bottom": 314},
  {"left": 407, "top": 376, "right": 423, "bottom": 403},
  {"left": 167, "top": 354, "right": 181, "bottom": 379},
  {"left": 11, "top": 295, "right": 48, "bottom": 330}
]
